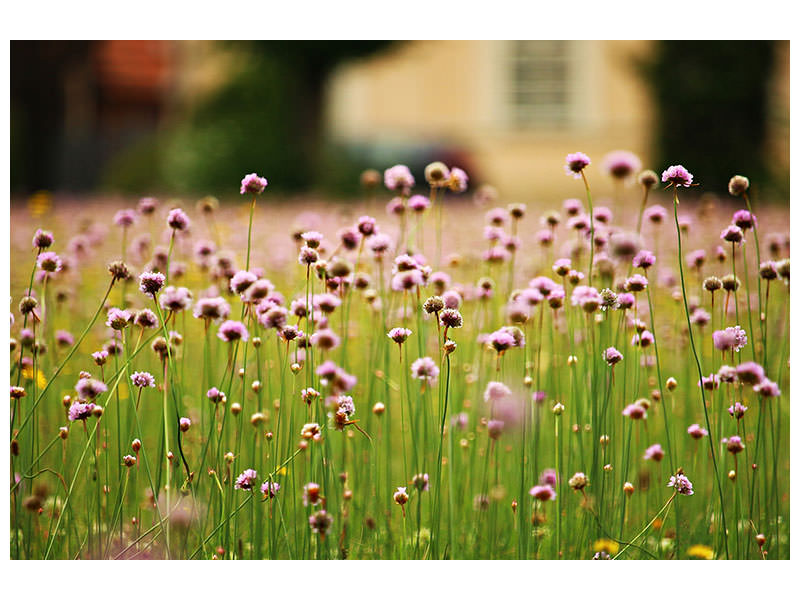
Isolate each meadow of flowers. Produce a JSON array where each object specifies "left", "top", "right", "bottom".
[{"left": 9, "top": 155, "right": 790, "bottom": 560}]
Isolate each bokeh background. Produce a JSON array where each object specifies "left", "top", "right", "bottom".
[{"left": 10, "top": 40, "right": 789, "bottom": 202}]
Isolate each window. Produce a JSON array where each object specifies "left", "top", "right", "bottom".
[{"left": 508, "top": 41, "right": 573, "bottom": 128}]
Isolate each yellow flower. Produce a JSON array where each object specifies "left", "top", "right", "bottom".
[
  {"left": 277, "top": 466, "right": 288, "bottom": 476},
  {"left": 28, "top": 190, "right": 52, "bottom": 218},
  {"left": 687, "top": 544, "right": 715, "bottom": 559},
  {"left": 593, "top": 539, "right": 620, "bottom": 555},
  {"left": 22, "top": 366, "right": 47, "bottom": 389}
]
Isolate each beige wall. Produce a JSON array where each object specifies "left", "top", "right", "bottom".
[{"left": 328, "top": 40, "right": 656, "bottom": 201}]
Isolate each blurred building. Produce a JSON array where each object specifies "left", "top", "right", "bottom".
[
  {"left": 328, "top": 40, "right": 654, "bottom": 198},
  {"left": 328, "top": 40, "right": 789, "bottom": 199}
]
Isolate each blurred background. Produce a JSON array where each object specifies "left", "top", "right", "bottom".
[{"left": 10, "top": 40, "right": 789, "bottom": 202}]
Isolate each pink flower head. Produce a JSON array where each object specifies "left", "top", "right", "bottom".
[
  {"left": 484, "top": 381, "right": 511, "bottom": 403},
  {"left": 159, "top": 286, "right": 193, "bottom": 313},
  {"left": 632, "top": 250, "right": 656, "bottom": 270},
  {"left": 56, "top": 330, "right": 74, "bottom": 346},
  {"left": 357, "top": 215, "right": 377, "bottom": 236},
  {"left": 529, "top": 276, "right": 558, "bottom": 297},
  {"left": 134, "top": 309, "right": 159, "bottom": 329},
  {"left": 114, "top": 209, "right": 137, "bottom": 228},
  {"left": 616, "top": 293, "right": 635, "bottom": 310},
  {"left": 261, "top": 481, "right": 280, "bottom": 499},
  {"left": 138, "top": 197, "right": 158, "bottom": 214},
  {"left": 661, "top": 165, "right": 693, "bottom": 187},
  {"left": 217, "top": 320, "right": 249, "bottom": 343},
  {"left": 139, "top": 271, "right": 166, "bottom": 297},
  {"left": 166, "top": 208, "right": 190, "bottom": 231},
  {"left": 68, "top": 401, "right": 96, "bottom": 421},
  {"left": 687, "top": 424, "right": 708, "bottom": 439},
  {"left": 686, "top": 249, "right": 707, "bottom": 269},
  {"left": 37, "top": 251, "right": 62, "bottom": 274},
  {"left": 732, "top": 209, "right": 756, "bottom": 230},
  {"left": 230, "top": 270, "right": 258, "bottom": 294},
  {"left": 643, "top": 443, "right": 665, "bottom": 462},
  {"left": 301, "top": 230, "right": 324, "bottom": 248},
  {"left": 386, "top": 196, "right": 405, "bottom": 216},
  {"left": 728, "top": 402, "right": 748, "bottom": 420},
  {"left": 303, "top": 482, "right": 322, "bottom": 506},
  {"left": 308, "top": 510, "right": 333, "bottom": 535},
  {"left": 384, "top": 164, "right": 415, "bottom": 193},
  {"left": 563, "top": 198, "right": 583, "bottom": 215},
  {"left": 487, "top": 419, "right": 505, "bottom": 440},
  {"left": 721, "top": 224, "right": 744, "bottom": 244},
  {"left": 408, "top": 194, "right": 430, "bottom": 213},
  {"left": 487, "top": 329, "right": 515, "bottom": 354},
  {"left": 539, "top": 469, "right": 557, "bottom": 487},
  {"left": 448, "top": 167, "right": 468, "bottom": 193},
  {"left": 603, "top": 150, "right": 641, "bottom": 180},
  {"left": 717, "top": 365, "right": 738, "bottom": 383},
  {"left": 553, "top": 258, "right": 572, "bottom": 276},
  {"left": 391, "top": 269, "right": 423, "bottom": 292},
  {"left": 75, "top": 378, "right": 108, "bottom": 401},
  {"left": 411, "top": 356, "right": 439, "bottom": 383},
  {"left": 571, "top": 285, "right": 602, "bottom": 313},
  {"left": 234, "top": 469, "right": 258, "bottom": 490},
  {"left": 529, "top": 484, "right": 556, "bottom": 501},
  {"left": 712, "top": 326, "right": 747, "bottom": 353},
  {"left": 622, "top": 403, "right": 647, "bottom": 420},
  {"left": 643, "top": 205, "right": 668, "bottom": 224},
  {"left": 130, "top": 371, "right": 156, "bottom": 388},
  {"left": 240, "top": 173, "right": 268, "bottom": 195},
  {"left": 388, "top": 327, "right": 412, "bottom": 345},
  {"left": 603, "top": 346, "right": 623, "bottom": 366},
  {"left": 310, "top": 328, "right": 340, "bottom": 351},
  {"left": 368, "top": 233, "right": 393, "bottom": 257},
  {"left": 442, "top": 290, "right": 462, "bottom": 309},
  {"left": 339, "top": 226, "right": 362, "bottom": 250},
  {"left": 193, "top": 297, "right": 230, "bottom": 321},
  {"left": 625, "top": 274, "right": 648, "bottom": 293},
  {"left": 33, "top": 229, "right": 54, "bottom": 249},
  {"left": 105, "top": 307, "right": 132, "bottom": 330},
  {"left": 564, "top": 152, "right": 591, "bottom": 178},
  {"left": 753, "top": 378, "right": 781, "bottom": 398},
  {"left": 485, "top": 207, "right": 509, "bottom": 226},
  {"left": 736, "top": 361, "right": 765, "bottom": 385},
  {"left": 726, "top": 435, "right": 745, "bottom": 454},
  {"left": 667, "top": 473, "right": 694, "bottom": 495},
  {"left": 697, "top": 374, "right": 718, "bottom": 391}
]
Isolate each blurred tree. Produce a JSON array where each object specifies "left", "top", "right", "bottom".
[
  {"left": 644, "top": 41, "right": 776, "bottom": 194},
  {"left": 110, "top": 41, "right": 393, "bottom": 196},
  {"left": 11, "top": 41, "right": 92, "bottom": 193}
]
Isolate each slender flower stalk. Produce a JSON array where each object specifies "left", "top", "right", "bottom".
[{"left": 670, "top": 183, "right": 730, "bottom": 560}]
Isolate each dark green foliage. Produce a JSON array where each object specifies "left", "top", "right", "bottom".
[
  {"left": 644, "top": 41, "right": 777, "bottom": 194},
  {"left": 114, "top": 41, "right": 393, "bottom": 197}
]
